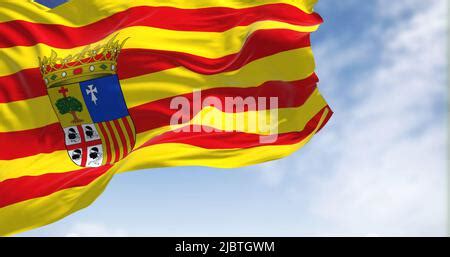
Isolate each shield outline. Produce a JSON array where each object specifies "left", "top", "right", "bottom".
[{"left": 46, "top": 74, "right": 136, "bottom": 168}]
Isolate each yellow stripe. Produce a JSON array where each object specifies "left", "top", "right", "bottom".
[
  {"left": 0, "top": 170, "right": 114, "bottom": 236},
  {"left": 0, "top": 107, "right": 328, "bottom": 236},
  {"left": 0, "top": 47, "right": 315, "bottom": 132},
  {"left": 0, "top": 1, "right": 50, "bottom": 24},
  {"left": 0, "top": 151, "right": 81, "bottom": 183},
  {"left": 117, "top": 118, "right": 131, "bottom": 156},
  {"left": 0, "top": 96, "right": 57, "bottom": 132},
  {"left": 126, "top": 116, "right": 136, "bottom": 146},
  {"left": 101, "top": 122, "right": 116, "bottom": 163},
  {"left": 0, "top": 0, "right": 317, "bottom": 24},
  {"left": 108, "top": 120, "right": 124, "bottom": 160},
  {"left": 0, "top": 21, "right": 317, "bottom": 77}
]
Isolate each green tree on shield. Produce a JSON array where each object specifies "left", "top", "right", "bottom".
[{"left": 55, "top": 96, "right": 84, "bottom": 124}]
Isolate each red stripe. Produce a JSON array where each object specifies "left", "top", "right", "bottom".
[
  {"left": 0, "top": 123, "right": 65, "bottom": 159},
  {"left": 317, "top": 107, "right": 334, "bottom": 133},
  {"left": 140, "top": 106, "right": 331, "bottom": 149},
  {"left": 97, "top": 122, "right": 112, "bottom": 165},
  {"left": 0, "top": 29, "right": 311, "bottom": 103},
  {"left": 0, "top": 76, "right": 318, "bottom": 160},
  {"left": 76, "top": 125, "right": 87, "bottom": 166},
  {"left": 105, "top": 121, "right": 121, "bottom": 163},
  {"left": 113, "top": 119, "right": 128, "bottom": 158},
  {"left": 66, "top": 139, "right": 102, "bottom": 151},
  {"left": 0, "top": 69, "right": 44, "bottom": 102},
  {"left": 122, "top": 117, "right": 136, "bottom": 152},
  {"left": 0, "top": 165, "right": 112, "bottom": 208},
  {"left": 0, "top": 4, "right": 322, "bottom": 48}
]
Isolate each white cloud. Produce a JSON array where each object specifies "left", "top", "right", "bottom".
[
  {"left": 258, "top": 0, "right": 447, "bottom": 236},
  {"left": 65, "top": 223, "right": 128, "bottom": 237},
  {"left": 375, "top": 0, "right": 430, "bottom": 18}
]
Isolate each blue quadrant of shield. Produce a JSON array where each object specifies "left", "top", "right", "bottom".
[{"left": 80, "top": 75, "right": 130, "bottom": 123}]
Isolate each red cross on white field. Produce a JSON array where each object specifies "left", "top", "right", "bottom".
[{"left": 66, "top": 125, "right": 102, "bottom": 167}]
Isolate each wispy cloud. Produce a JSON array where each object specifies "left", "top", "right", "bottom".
[{"left": 258, "top": 0, "right": 447, "bottom": 236}]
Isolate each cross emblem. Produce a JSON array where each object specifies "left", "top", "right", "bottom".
[
  {"left": 86, "top": 85, "right": 98, "bottom": 105},
  {"left": 58, "top": 86, "right": 69, "bottom": 98},
  {"left": 67, "top": 125, "right": 102, "bottom": 167}
]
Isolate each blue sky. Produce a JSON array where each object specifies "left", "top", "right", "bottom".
[{"left": 22, "top": 0, "right": 448, "bottom": 236}]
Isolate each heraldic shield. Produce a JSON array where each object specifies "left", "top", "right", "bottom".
[{"left": 39, "top": 36, "right": 136, "bottom": 168}]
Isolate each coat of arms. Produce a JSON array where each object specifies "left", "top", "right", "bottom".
[{"left": 39, "top": 36, "right": 136, "bottom": 167}]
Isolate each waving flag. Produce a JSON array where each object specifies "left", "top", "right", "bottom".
[{"left": 0, "top": 0, "right": 332, "bottom": 235}]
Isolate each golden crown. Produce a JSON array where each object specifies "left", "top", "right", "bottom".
[{"left": 39, "top": 35, "right": 128, "bottom": 88}]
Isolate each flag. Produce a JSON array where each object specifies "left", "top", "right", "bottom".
[{"left": 0, "top": 0, "right": 332, "bottom": 235}]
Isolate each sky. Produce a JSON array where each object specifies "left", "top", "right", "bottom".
[{"left": 22, "top": 0, "right": 448, "bottom": 236}]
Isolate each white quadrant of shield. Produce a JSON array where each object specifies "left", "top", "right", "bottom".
[
  {"left": 68, "top": 148, "right": 83, "bottom": 166},
  {"left": 86, "top": 144, "right": 103, "bottom": 167},
  {"left": 64, "top": 126, "right": 82, "bottom": 146},
  {"left": 82, "top": 123, "right": 100, "bottom": 142}
]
